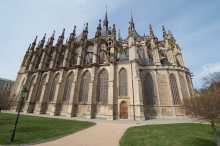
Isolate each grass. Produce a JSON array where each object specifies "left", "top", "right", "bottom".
[
  {"left": 120, "top": 123, "right": 220, "bottom": 146},
  {"left": 0, "top": 112, "right": 95, "bottom": 145}
]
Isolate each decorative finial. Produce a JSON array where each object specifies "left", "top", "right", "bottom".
[
  {"left": 31, "top": 35, "right": 38, "bottom": 48},
  {"left": 95, "top": 20, "right": 102, "bottom": 37},
  {"left": 162, "top": 25, "right": 167, "bottom": 38},
  {"left": 130, "top": 9, "right": 134, "bottom": 24},
  {"left": 34, "top": 35, "right": 38, "bottom": 43},
  {"left": 112, "top": 24, "right": 116, "bottom": 32},
  {"left": 84, "top": 23, "right": 88, "bottom": 32},
  {"left": 149, "top": 24, "right": 154, "bottom": 37},
  {"left": 37, "top": 33, "right": 46, "bottom": 48},
  {"left": 50, "top": 30, "right": 55, "bottom": 39},
  {"left": 73, "top": 25, "right": 76, "bottom": 36},
  {"left": 118, "top": 29, "right": 122, "bottom": 41},
  {"left": 61, "top": 28, "right": 65, "bottom": 37}
]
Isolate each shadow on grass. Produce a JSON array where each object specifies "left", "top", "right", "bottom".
[{"left": 192, "top": 138, "right": 215, "bottom": 146}]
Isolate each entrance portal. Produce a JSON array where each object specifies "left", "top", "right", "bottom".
[{"left": 120, "top": 101, "right": 128, "bottom": 119}]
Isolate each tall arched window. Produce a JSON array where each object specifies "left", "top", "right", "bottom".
[
  {"left": 119, "top": 68, "right": 128, "bottom": 96},
  {"left": 79, "top": 71, "right": 91, "bottom": 103},
  {"left": 19, "top": 78, "right": 26, "bottom": 95},
  {"left": 169, "top": 74, "right": 181, "bottom": 105},
  {"left": 49, "top": 73, "right": 60, "bottom": 102},
  {"left": 36, "top": 74, "right": 47, "bottom": 102},
  {"left": 142, "top": 72, "right": 155, "bottom": 105},
  {"left": 179, "top": 74, "right": 188, "bottom": 99},
  {"left": 27, "top": 75, "right": 36, "bottom": 101},
  {"left": 97, "top": 69, "right": 108, "bottom": 104},
  {"left": 63, "top": 72, "right": 74, "bottom": 103}
]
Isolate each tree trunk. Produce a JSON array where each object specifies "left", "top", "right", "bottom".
[{"left": 211, "top": 120, "right": 220, "bottom": 146}]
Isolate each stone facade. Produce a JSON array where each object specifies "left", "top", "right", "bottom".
[{"left": 10, "top": 12, "right": 194, "bottom": 120}]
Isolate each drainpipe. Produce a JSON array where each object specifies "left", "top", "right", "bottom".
[{"left": 130, "top": 61, "right": 136, "bottom": 120}]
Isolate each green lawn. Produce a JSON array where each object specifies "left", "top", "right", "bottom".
[
  {"left": 120, "top": 123, "right": 220, "bottom": 146},
  {"left": 0, "top": 113, "right": 95, "bottom": 145}
]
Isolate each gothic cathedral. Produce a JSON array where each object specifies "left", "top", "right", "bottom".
[{"left": 11, "top": 12, "right": 194, "bottom": 120}]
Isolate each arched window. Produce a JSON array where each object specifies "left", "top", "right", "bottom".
[
  {"left": 169, "top": 74, "right": 181, "bottom": 105},
  {"left": 19, "top": 78, "right": 26, "bottom": 94},
  {"left": 84, "top": 46, "right": 93, "bottom": 64},
  {"left": 119, "top": 68, "right": 128, "bottom": 96},
  {"left": 97, "top": 69, "right": 108, "bottom": 104},
  {"left": 179, "top": 74, "right": 188, "bottom": 99},
  {"left": 27, "top": 75, "right": 36, "bottom": 101},
  {"left": 142, "top": 73, "right": 155, "bottom": 105},
  {"left": 99, "top": 50, "right": 107, "bottom": 64},
  {"left": 36, "top": 74, "right": 47, "bottom": 102},
  {"left": 49, "top": 73, "right": 60, "bottom": 102},
  {"left": 63, "top": 72, "right": 74, "bottom": 103},
  {"left": 79, "top": 71, "right": 91, "bottom": 103}
]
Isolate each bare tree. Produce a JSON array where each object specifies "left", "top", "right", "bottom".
[{"left": 184, "top": 72, "right": 220, "bottom": 146}]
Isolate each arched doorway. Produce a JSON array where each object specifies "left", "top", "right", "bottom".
[{"left": 120, "top": 101, "right": 128, "bottom": 119}]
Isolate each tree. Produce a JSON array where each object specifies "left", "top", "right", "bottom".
[{"left": 184, "top": 72, "right": 220, "bottom": 146}]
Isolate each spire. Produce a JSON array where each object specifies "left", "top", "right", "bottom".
[
  {"left": 162, "top": 25, "right": 168, "bottom": 39},
  {"left": 95, "top": 19, "right": 102, "bottom": 37},
  {"left": 46, "top": 30, "right": 55, "bottom": 48},
  {"left": 61, "top": 28, "right": 65, "bottom": 39},
  {"left": 112, "top": 24, "right": 116, "bottom": 39},
  {"left": 118, "top": 29, "right": 122, "bottom": 41},
  {"left": 103, "top": 5, "right": 108, "bottom": 28},
  {"left": 112, "top": 24, "right": 116, "bottom": 33},
  {"left": 130, "top": 9, "right": 134, "bottom": 26},
  {"left": 37, "top": 33, "right": 46, "bottom": 48},
  {"left": 56, "top": 28, "right": 65, "bottom": 46},
  {"left": 73, "top": 25, "right": 76, "bottom": 36},
  {"left": 128, "top": 10, "right": 139, "bottom": 38},
  {"left": 68, "top": 25, "right": 76, "bottom": 42},
  {"left": 80, "top": 23, "right": 88, "bottom": 40},
  {"left": 83, "top": 23, "right": 88, "bottom": 33},
  {"left": 149, "top": 24, "right": 155, "bottom": 37},
  {"left": 31, "top": 35, "right": 38, "bottom": 49}
]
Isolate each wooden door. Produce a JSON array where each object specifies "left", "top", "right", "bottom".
[{"left": 120, "top": 101, "right": 128, "bottom": 119}]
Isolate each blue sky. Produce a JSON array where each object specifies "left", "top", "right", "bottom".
[{"left": 0, "top": 0, "right": 220, "bottom": 88}]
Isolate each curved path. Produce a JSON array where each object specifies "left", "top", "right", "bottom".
[
  {"left": 34, "top": 121, "right": 132, "bottom": 146},
  {"left": 33, "top": 118, "right": 195, "bottom": 146}
]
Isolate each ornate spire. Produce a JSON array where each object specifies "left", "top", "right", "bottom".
[
  {"left": 46, "top": 30, "right": 55, "bottom": 48},
  {"left": 112, "top": 24, "right": 116, "bottom": 39},
  {"left": 80, "top": 23, "right": 88, "bottom": 40},
  {"left": 128, "top": 11, "right": 139, "bottom": 38},
  {"left": 37, "top": 33, "right": 46, "bottom": 48},
  {"left": 31, "top": 36, "right": 38, "bottom": 49},
  {"left": 162, "top": 25, "right": 168, "bottom": 39},
  {"left": 118, "top": 29, "right": 122, "bottom": 41},
  {"left": 56, "top": 28, "right": 65, "bottom": 46},
  {"left": 95, "top": 19, "right": 102, "bottom": 38},
  {"left": 61, "top": 28, "right": 65, "bottom": 39},
  {"left": 103, "top": 5, "right": 108, "bottom": 28},
  {"left": 84, "top": 23, "right": 88, "bottom": 33},
  {"left": 149, "top": 24, "right": 155, "bottom": 37},
  {"left": 130, "top": 10, "right": 134, "bottom": 27},
  {"left": 69, "top": 25, "right": 76, "bottom": 41}
]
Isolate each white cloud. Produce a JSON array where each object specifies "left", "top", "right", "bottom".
[{"left": 193, "top": 62, "right": 220, "bottom": 88}]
